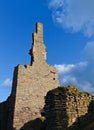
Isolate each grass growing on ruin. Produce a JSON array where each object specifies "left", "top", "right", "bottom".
[
  {"left": 67, "top": 85, "right": 82, "bottom": 95},
  {"left": 51, "top": 85, "right": 91, "bottom": 96}
]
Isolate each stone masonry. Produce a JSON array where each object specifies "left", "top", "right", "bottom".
[
  {"left": 1, "top": 22, "right": 94, "bottom": 130},
  {"left": 7, "top": 22, "right": 60, "bottom": 130},
  {"left": 44, "top": 86, "right": 94, "bottom": 130}
]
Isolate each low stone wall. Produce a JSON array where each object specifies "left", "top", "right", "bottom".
[{"left": 44, "top": 86, "right": 94, "bottom": 130}]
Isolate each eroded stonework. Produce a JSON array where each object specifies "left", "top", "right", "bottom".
[
  {"left": 44, "top": 86, "right": 94, "bottom": 130},
  {"left": 9, "top": 23, "right": 60, "bottom": 130}
]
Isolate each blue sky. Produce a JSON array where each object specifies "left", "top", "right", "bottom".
[{"left": 0, "top": 0, "right": 94, "bottom": 102}]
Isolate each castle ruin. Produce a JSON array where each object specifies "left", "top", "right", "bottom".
[{"left": 0, "top": 22, "right": 94, "bottom": 130}]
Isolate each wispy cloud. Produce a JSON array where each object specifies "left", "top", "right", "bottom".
[
  {"left": 1, "top": 78, "right": 12, "bottom": 87},
  {"left": 48, "top": 0, "right": 94, "bottom": 37},
  {"left": 84, "top": 41, "right": 94, "bottom": 61},
  {"left": 48, "top": 0, "right": 63, "bottom": 8}
]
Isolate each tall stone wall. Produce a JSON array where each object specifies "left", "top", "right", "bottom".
[
  {"left": 7, "top": 23, "right": 60, "bottom": 130},
  {"left": 44, "top": 86, "right": 94, "bottom": 130}
]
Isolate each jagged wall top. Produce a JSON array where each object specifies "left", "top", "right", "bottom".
[{"left": 29, "top": 22, "right": 46, "bottom": 64}]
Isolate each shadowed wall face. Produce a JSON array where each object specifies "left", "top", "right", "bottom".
[{"left": 0, "top": 101, "right": 8, "bottom": 130}]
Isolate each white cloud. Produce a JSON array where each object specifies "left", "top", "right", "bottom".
[
  {"left": 55, "top": 62, "right": 87, "bottom": 74},
  {"left": 55, "top": 61, "right": 94, "bottom": 94},
  {"left": 1, "top": 78, "right": 12, "bottom": 87},
  {"left": 54, "top": 64, "right": 75, "bottom": 74},
  {"left": 48, "top": 0, "right": 94, "bottom": 37}
]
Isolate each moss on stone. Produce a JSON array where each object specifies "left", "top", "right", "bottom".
[
  {"left": 49, "top": 85, "right": 81, "bottom": 95},
  {"left": 66, "top": 85, "right": 82, "bottom": 95},
  {"left": 48, "top": 85, "right": 93, "bottom": 97},
  {"left": 39, "top": 116, "right": 46, "bottom": 122}
]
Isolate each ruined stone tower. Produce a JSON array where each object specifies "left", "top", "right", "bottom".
[
  {"left": 1, "top": 22, "right": 94, "bottom": 130},
  {"left": 8, "top": 22, "right": 59, "bottom": 130}
]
